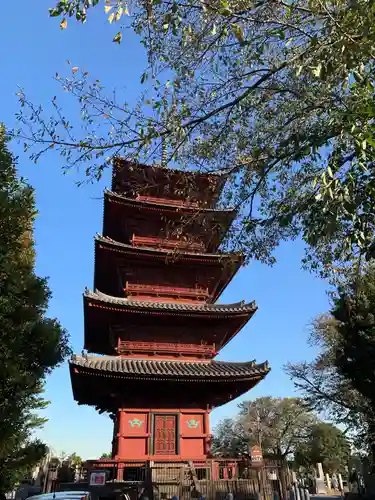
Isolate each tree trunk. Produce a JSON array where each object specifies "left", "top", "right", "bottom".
[
  {"left": 368, "top": 420, "right": 375, "bottom": 472},
  {"left": 371, "top": 442, "right": 375, "bottom": 472}
]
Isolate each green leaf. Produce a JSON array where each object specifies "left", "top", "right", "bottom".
[
  {"left": 353, "top": 71, "right": 363, "bottom": 83},
  {"left": 116, "top": 7, "right": 124, "bottom": 20},
  {"left": 231, "top": 24, "right": 245, "bottom": 45},
  {"left": 312, "top": 63, "right": 322, "bottom": 78},
  {"left": 279, "top": 214, "right": 293, "bottom": 227},
  {"left": 296, "top": 66, "right": 303, "bottom": 77},
  {"left": 49, "top": 8, "right": 61, "bottom": 17}
]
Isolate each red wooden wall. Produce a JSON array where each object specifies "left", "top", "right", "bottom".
[{"left": 115, "top": 408, "right": 210, "bottom": 460}]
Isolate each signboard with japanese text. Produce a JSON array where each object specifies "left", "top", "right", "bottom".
[
  {"left": 250, "top": 445, "right": 264, "bottom": 467},
  {"left": 89, "top": 472, "right": 106, "bottom": 486}
]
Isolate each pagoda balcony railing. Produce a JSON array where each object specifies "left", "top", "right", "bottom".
[
  {"left": 136, "top": 195, "right": 199, "bottom": 208},
  {"left": 117, "top": 340, "right": 216, "bottom": 357},
  {"left": 131, "top": 234, "right": 205, "bottom": 252},
  {"left": 124, "top": 282, "right": 210, "bottom": 301}
]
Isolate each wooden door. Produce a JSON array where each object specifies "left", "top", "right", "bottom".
[{"left": 154, "top": 414, "right": 177, "bottom": 455}]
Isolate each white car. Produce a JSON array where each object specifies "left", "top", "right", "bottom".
[{"left": 28, "top": 491, "right": 91, "bottom": 500}]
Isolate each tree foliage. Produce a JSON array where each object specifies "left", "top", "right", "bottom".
[
  {"left": 14, "top": 0, "right": 375, "bottom": 277},
  {"left": 294, "top": 422, "right": 351, "bottom": 473},
  {"left": 287, "top": 264, "right": 375, "bottom": 459},
  {"left": 211, "top": 418, "right": 248, "bottom": 457},
  {"left": 0, "top": 432, "right": 48, "bottom": 494},
  {"left": 212, "top": 398, "right": 349, "bottom": 468},
  {"left": 0, "top": 126, "right": 71, "bottom": 492},
  {"left": 212, "top": 397, "right": 316, "bottom": 459},
  {"left": 286, "top": 314, "right": 368, "bottom": 445},
  {"left": 333, "top": 265, "right": 375, "bottom": 410},
  {"left": 240, "top": 397, "right": 317, "bottom": 458},
  {"left": 70, "top": 453, "right": 83, "bottom": 468},
  {"left": 331, "top": 264, "right": 375, "bottom": 457}
]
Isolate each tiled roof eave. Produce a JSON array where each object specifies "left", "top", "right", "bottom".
[
  {"left": 71, "top": 371, "right": 266, "bottom": 384},
  {"left": 95, "top": 235, "right": 243, "bottom": 263},
  {"left": 69, "top": 355, "right": 270, "bottom": 380},
  {"left": 104, "top": 190, "right": 236, "bottom": 216},
  {"left": 84, "top": 289, "right": 257, "bottom": 315}
]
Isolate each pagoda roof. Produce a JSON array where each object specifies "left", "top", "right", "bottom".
[
  {"left": 70, "top": 355, "right": 269, "bottom": 381},
  {"left": 70, "top": 355, "right": 270, "bottom": 410},
  {"left": 111, "top": 159, "right": 227, "bottom": 208},
  {"left": 84, "top": 290, "right": 257, "bottom": 355},
  {"left": 104, "top": 189, "right": 234, "bottom": 214},
  {"left": 103, "top": 190, "right": 236, "bottom": 253},
  {"left": 95, "top": 234, "right": 242, "bottom": 263},
  {"left": 113, "top": 157, "right": 227, "bottom": 178},
  {"left": 94, "top": 235, "right": 242, "bottom": 302},
  {"left": 85, "top": 289, "right": 256, "bottom": 315}
]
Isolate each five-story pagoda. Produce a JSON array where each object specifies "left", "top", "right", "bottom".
[{"left": 69, "top": 159, "right": 270, "bottom": 463}]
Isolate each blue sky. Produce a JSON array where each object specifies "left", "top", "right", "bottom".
[{"left": 2, "top": 1, "right": 329, "bottom": 458}]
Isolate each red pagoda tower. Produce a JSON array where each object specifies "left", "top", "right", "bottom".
[{"left": 69, "top": 159, "right": 270, "bottom": 465}]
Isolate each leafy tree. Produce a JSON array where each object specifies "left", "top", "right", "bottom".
[
  {"left": 0, "top": 432, "right": 48, "bottom": 494},
  {"left": 16, "top": 0, "right": 375, "bottom": 278},
  {"left": 294, "top": 422, "right": 351, "bottom": 473},
  {"left": 69, "top": 453, "right": 83, "bottom": 468},
  {"left": 287, "top": 264, "right": 375, "bottom": 462},
  {"left": 211, "top": 418, "right": 248, "bottom": 457},
  {"left": 238, "top": 397, "right": 316, "bottom": 459},
  {"left": 100, "top": 452, "right": 112, "bottom": 459},
  {"left": 332, "top": 264, "right": 375, "bottom": 461},
  {"left": 286, "top": 314, "right": 368, "bottom": 447},
  {"left": 212, "top": 397, "right": 316, "bottom": 459},
  {"left": 0, "top": 126, "right": 71, "bottom": 492}
]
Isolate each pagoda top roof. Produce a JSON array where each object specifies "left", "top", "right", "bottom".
[
  {"left": 96, "top": 234, "right": 242, "bottom": 263},
  {"left": 112, "top": 159, "right": 227, "bottom": 208},
  {"left": 85, "top": 289, "right": 257, "bottom": 315},
  {"left": 70, "top": 354, "right": 270, "bottom": 381},
  {"left": 113, "top": 158, "right": 227, "bottom": 179},
  {"left": 104, "top": 189, "right": 235, "bottom": 215}
]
